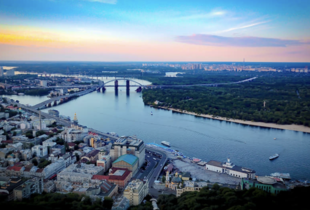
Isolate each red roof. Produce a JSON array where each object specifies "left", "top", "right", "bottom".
[
  {"left": 108, "top": 167, "right": 131, "bottom": 181},
  {"left": 7, "top": 166, "right": 23, "bottom": 171},
  {"left": 36, "top": 168, "right": 44, "bottom": 173},
  {"left": 68, "top": 143, "right": 76, "bottom": 147},
  {"left": 1, "top": 140, "right": 13, "bottom": 144},
  {"left": 92, "top": 175, "right": 109, "bottom": 181}
]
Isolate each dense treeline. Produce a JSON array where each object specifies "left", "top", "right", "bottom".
[
  {"left": 131, "top": 184, "right": 310, "bottom": 210},
  {"left": 19, "top": 88, "right": 50, "bottom": 96},
  {"left": 143, "top": 75, "right": 310, "bottom": 126},
  {"left": 0, "top": 192, "right": 113, "bottom": 210},
  {"left": 144, "top": 74, "right": 248, "bottom": 85}
]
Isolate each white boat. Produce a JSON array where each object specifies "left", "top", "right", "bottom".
[
  {"left": 274, "top": 138, "right": 277, "bottom": 140},
  {"left": 151, "top": 111, "right": 153, "bottom": 115},
  {"left": 161, "top": 141, "right": 170, "bottom": 147},
  {"left": 269, "top": 153, "right": 279, "bottom": 160},
  {"left": 270, "top": 172, "right": 291, "bottom": 180}
]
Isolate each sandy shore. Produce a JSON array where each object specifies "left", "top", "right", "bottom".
[{"left": 157, "top": 106, "right": 310, "bottom": 133}]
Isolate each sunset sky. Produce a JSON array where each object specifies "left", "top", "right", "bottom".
[{"left": 0, "top": 0, "right": 309, "bottom": 62}]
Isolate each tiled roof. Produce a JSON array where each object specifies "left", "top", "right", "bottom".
[
  {"left": 92, "top": 175, "right": 109, "bottom": 181},
  {"left": 109, "top": 167, "right": 131, "bottom": 181},
  {"left": 113, "top": 154, "right": 138, "bottom": 166},
  {"left": 7, "top": 166, "right": 23, "bottom": 171}
]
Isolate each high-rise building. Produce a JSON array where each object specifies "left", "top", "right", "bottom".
[
  {"left": 0, "top": 66, "right": 3, "bottom": 77},
  {"left": 5, "top": 69, "right": 15, "bottom": 76},
  {"left": 110, "top": 136, "right": 145, "bottom": 167}
]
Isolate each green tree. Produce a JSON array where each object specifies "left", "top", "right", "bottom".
[
  {"left": 103, "top": 197, "right": 113, "bottom": 209},
  {"left": 162, "top": 176, "right": 166, "bottom": 183},
  {"left": 32, "top": 158, "right": 38, "bottom": 166}
]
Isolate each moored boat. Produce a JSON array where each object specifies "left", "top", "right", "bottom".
[
  {"left": 269, "top": 153, "right": 279, "bottom": 160},
  {"left": 161, "top": 141, "right": 170, "bottom": 147}
]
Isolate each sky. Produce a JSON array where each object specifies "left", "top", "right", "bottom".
[{"left": 0, "top": 0, "right": 309, "bottom": 62}]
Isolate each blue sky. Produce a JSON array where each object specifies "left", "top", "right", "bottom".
[{"left": 0, "top": 0, "right": 309, "bottom": 61}]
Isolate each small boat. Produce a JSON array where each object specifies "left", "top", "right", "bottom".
[
  {"left": 274, "top": 138, "right": 277, "bottom": 140},
  {"left": 151, "top": 111, "right": 153, "bottom": 115},
  {"left": 269, "top": 153, "right": 279, "bottom": 160},
  {"left": 161, "top": 141, "right": 170, "bottom": 147}
]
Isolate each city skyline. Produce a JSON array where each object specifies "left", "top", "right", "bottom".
[{"left": 0, "top": 0, "right": 310, "bottom": 61}]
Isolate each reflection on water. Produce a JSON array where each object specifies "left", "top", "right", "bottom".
[{"left": 3, "top": 77, "right": 310, "bottom": 180}]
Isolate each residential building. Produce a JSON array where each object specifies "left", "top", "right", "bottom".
[
  {"left": 5, "top": 70, "right": 15, "bottom": 76},
  {"left": 176, "top": 181, "right": 207, "bottom": 197},
  {"left": 43, "top": 159, "right": 66, "bottom": 179},
  {"left": 13, "top": 177, "right": 43, "bottom": 201},
  {"left": 57, "top": 163, "right": 104, "bottom": 183},
  {"left": 97, "top": 152, "right": 111, "bottom": 173},
  {"left": 43, "top": 180, "right": 56, "bottom": 193},
  {"left": 124, "top": 179, "right": 149, "bottom": 206},
  {"left": 40, "top": 80, "right": 47, "bottom": 87},
  {"left": 80, "top": 149, "right": 99, "bottom": 163},
  {"left": 31, "top": 145, "right": 48, "bottom": 158}
]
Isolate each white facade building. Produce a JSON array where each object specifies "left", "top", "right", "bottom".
[
  {"left": 124, "top": 179, "right": 149, "bottom": 206},
  {"left": 43, "top": 159, "right": 66, "bottom": 179},
  {"left": 205, "top": 159, "right": 256, "bottom": 179},
  {"left": 40, "top": 80, "right": 48, "bottom": 87},
  {"left": 5, "top": 70, "right": 15, "bottom": 76},
  {"left": 32, "top": 145, "right": 48, "bottom": 158},
  {"left": 57, "top": 163, "right": 104, "bottom": 183}
]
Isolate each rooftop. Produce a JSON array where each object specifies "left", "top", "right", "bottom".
[{"left": 113, "top": 154, "right": 138, "bottom": 166}]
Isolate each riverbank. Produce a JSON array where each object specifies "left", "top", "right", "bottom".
[
  {"left": 157, "top": 106, "right": 310, "bottom": 133},
  {"left": 146, "top": 144, "right": 241, "bottom": 185}
]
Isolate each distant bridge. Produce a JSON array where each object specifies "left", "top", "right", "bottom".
[
  {"left": 30, "top": 77, "right": 257, "bottom": 110},
  {"left": 32, "top": 86, "right": 97, "bottom": 110}
]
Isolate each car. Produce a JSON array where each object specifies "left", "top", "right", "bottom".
[{"left": 153, "top": 158, "right": 156, "bottom": 160}]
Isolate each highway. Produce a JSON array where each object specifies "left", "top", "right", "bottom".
[{"left": 145, "top": 148, "right": 167, "bottom": 187}]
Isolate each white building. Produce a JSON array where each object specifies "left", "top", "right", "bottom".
[
  {"left": 20, "top": 121, "right": 32, "bottom": 129},
  {"left": 43, "top": 159, "right": 66, "bottom": 179},
  {"left": 124, "top": 179, "right": 149, "bottom": 206},
  {"left": 97, "top": 151, "right": 111, "bottom": 173},
  {"left": 32, "top": 145, "right": 48, "bottom": 158},
  {"left": 40, "top": 80, "right": 48, "bottom": 87},
  {"left": 62, "top": 125, "right": 88, "bottom": 142},
  {"left": 205, "top": 158, "right": 256, "bottom": 179},
  {"left": 5, "top": 70, "right": 15, "bottom": 76},
  {"left": 57, "top": 163, "right": 104, "bottom": 183}
]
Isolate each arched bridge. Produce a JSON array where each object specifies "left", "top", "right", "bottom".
[
  {"left": 96, "top": 78, "right": 145, "bottom": 92},
  {"left": 104, "top": 79, "right": 144, "bottom": 87}
]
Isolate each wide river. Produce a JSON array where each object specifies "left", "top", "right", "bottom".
[{"left": 3, "top": 77, "right": 310, "bottom": 180}]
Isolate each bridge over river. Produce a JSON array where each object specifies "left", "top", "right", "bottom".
[{"left": 30, "top": 77, "right": 257, "bottom": 110}]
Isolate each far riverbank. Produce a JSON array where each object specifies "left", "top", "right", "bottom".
[{"left": 156, "top": 106, "right": 310, "bottom": 133}]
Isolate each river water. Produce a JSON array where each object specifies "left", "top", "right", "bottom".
[{"left": 3, "top": 78, "right": 310, "bottom": 180}]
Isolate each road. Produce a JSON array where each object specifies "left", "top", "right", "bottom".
[
  {"left": 8, "top": 99, "right": 72, "bottom": 127},
  {"left": 32, "top": 87, "right": 97, "bottom": 109},
  {"left": 145, "top": 148, "right": 167, "bottom": 187}
]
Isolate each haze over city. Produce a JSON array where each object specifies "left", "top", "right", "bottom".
[{"left": 0, "top": 0, "right": 310, "bottom": 61}]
